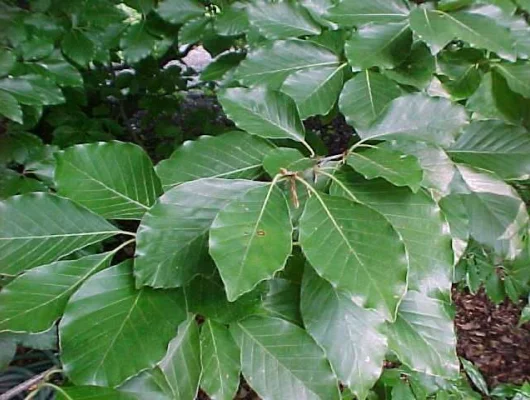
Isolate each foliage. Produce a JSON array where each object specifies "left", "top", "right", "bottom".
[{"left": 1, "top": 0, "right": 530, "bottom": 399}]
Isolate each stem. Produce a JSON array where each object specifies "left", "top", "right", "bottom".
[
  {"left": 316, "top": 170, "right": 360, "bottom": 203},
  {"left": 1, "top": 367, "right": 55, "bottom": 400},
  {"left": 111, "top": 238, "right": 136, "bottom": 256},
  {"left": 301, "top": 140, "right": 316, "bottom": 158},
  {"left": 119, "top": 230, "right": 137, "bottom": 238},
  {"left": 41, "top": 383, "right": 74, "bottom": 400}
]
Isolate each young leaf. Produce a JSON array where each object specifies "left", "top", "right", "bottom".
[
  {"left": 0, "top": 193, "right": 120, "bottom": 276},
  {"left": 460, "top": 358, "right": 489, "bottom": 396},
  {"left": 301, "top": 268, "right": 387, "bottom": 400},
  {"left": 448, "top": 120, "right": 530, "bottom": 180},
  {"left": 200, "top": 320, "right": 241, "bottom": 400},
  {"left": 0, "top": 252, "right": 113, "bottom": 333},
  {"left": 386, "top": 291, "right": 460, "bottom": 378},
  {"left": 218, "top": 87, "right": 306, "bottom": 143},
  {"left": 299, "top": 192, "right": 408, "bottom": 320},
  {"left": 0, "top": 90, "right": 23, "bottom": 124},
  {"left": 60, "top": 261, "right": 187, "bottom": 387},
  {"left": 55, "top": 141, "right": 163, "bottom": 220},
  {"left": 209, "top": 184, "right": 293, "bottom": 301},
  {"left": 246, "top": 0, "right": 321, "bottom": 39},
  {"left": 156, "top": 0, "right": 204, "bottom": 25},
  {"left": 339, "top": 70, "right": 402, "bottom": 129},
  {"left": 494, "top": 63, "right": 530, "bottom": 98},
  {"left": 135, "top": 179, "right": 263, "bottom": 288},
  {"left": 230, "top": 316, "right": 341, "bottom": 400},
  {"left": 326, "top": 0, "right": 409, "bottom": 26},
  {"left": 347, "top": 147, "right": 423, "bottom": 192},
  {"left": 345, "top": 22, "right": 412, "bottom": 71},
  {"left": 155, "top": 131, "right": 274, "bottom": 190},
  {"left": 359, "top": 93, "right": 469, "bottom": 147}
]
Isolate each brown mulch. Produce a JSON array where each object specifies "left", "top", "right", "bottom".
[{"left": 453, "top": 288, "right": 530, "bottom": 387}]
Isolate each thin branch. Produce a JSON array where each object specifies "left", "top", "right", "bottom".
[{"left": 0, "top": 367, "right": 55, "bottom": 400}]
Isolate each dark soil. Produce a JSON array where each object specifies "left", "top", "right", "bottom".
[{"left": 453, "top": 288, "right": 530, "bottom": 388}]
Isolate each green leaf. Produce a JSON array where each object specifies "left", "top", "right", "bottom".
[
  {"left": 0, "top": 334, "right": 16, "bottom": 370},
  {"left": 61, "top": 31, "right": 96, "bottom": 66},
  {"left": 520, "top": 296, "right": 530, "bottom": 325},
  {"left": 135, "top": 179, "right": 263, "bottom": 288},
  {"left": 391, "top": 381, "right": 415, "bottom": 400},
  {"left": 209, "top": 184, "right": 293, "bottom": 301},
  {"left": 0, "top": 90, "right": 23, "bottom": 124},
  {"left": 448, "top": 120, "right": 530, "bottom": 180},
  {"left": 331, "top": 168, "right": 454, "bottom": 298},
  {"left": 231, "top": 316, "right": 340, "bottom": 400},
  {"left": 218, "top": 87, "right": 306, "bottom": 143},
  {"left": 299, "top": 192, "right": 408, "bottom": 320},
  {"left": 55, "top": 141, "right": 163, "bottom": 220},
  {"left": 58, "top": 386, "right": 139, "bottom": 400},
  {"left": 120, "top": 22, "right": 157, "bottom": 64},
  {"left": 262, "top": 278, "right": 302, "bottom": 325},
  {"left": 347, "top": 147, "right": 423, "bottom": 192},
  {"left": 200, "top": 52, "right": 245, "bottom": 82},
  {"left": 345, "top": 22, "right": 412, "bottom": 71},
  {"left": 339, "top": 70, "right": 402, "bottom": 130},
  {"left": 60, "top": 261, "right": 187, "bottom": 387},
  {"left": 326, "top": 0, "right": 409, "bottom": 26},
  {"left": 200, "top": 320, "right": 240, "bottom": 400},
  {"left": 155, "top": 131, "right": 274, "bottom": 190},
  {"left": 359, "top": 93, "right": 469, "bottom": 147},
  {"left": 262, "top": 147, "right": 311, "bottom": 177},
  {"left": 494, "top": 63, "right": 530, "bottom": 98},
  {"left": 119, "top": 368, "right": 173, "bottom": 400},
  {"left": 0, "top": 76, "right": 63, "bottom": 106},
  {"left": 0, "top": 252, "right": 113, "bottom": 333},
  {"left": 300, "top": 0, "right": 337, "bottom": 28},
  {"left": 0, "top": 193, "right": 120, "bottom": 276},
  {"left": 409, "top": 7, "right": 516, "bottom": 61},
  {"left": 0, "top": 50, "right": 16, "bottom": 77},
  {"left": 178, "top": 16, "right": 211, "bottom": 47},
  {"left": 281, "top": 65, "right": 345, "bottom": 119},
  {"left": 386, "top": 291, "right": 459, "bottom": 378},
  {"left": 301, "top": 268, "right": 387, "bottom": 400},
  {"left": 214, "top": 3, "right": 249, "bottom": 36},
  {"left": 38, "top": 52, "right": 84, "bottom": 88},
  {"left": 20, "top": 37, "right": 54, "bottom": 61},
  {"left": 246, "top": 0, "right": 321, "bottom": 39},
  {"left": 234, "top": 40, "right": 340, "bottom": 89},
  {"left": 383, "top": 43, "right": 435, "bottom": 89},
  {"left": 460, "top": 358, "right": 489, "bottom": 395},
  {"left": 516, "top": 0, "right": 530, "bottom": 12},
  {"left": 156, "top": 0, "right": 204, "bottom": 25}
]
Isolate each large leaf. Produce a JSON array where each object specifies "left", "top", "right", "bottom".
[
  {"left": 120, "top": 23, "right": 157, "bottom": 64},
  {"left": 386, "top": 291, "right": 459, "bottom": 378},
  {"left": 298, "top": 192, "right": 408, "bottom": 320},
  {"left": 339, "top": 70, "right": 402, "bottom": 129},
  {"left": 58, "top": 386, "right": 138, "bottom": 400},
  {"left": 0, "top": 76, "right": 64, "bottom": 106},
  {"left": 209, "top": 184, "right": 293, "bottom": 301},
  {"left": 231, "top": 316, "right": 340, "bottom": 400},
  {"left": 60, "top": 261, "right": 187, "bottom": 387},
  {"left": 135, "top": 179, "right": 263, "bottom": 288},
  {"left": 409, "top": 6, "right": 516, "bottom": 60},
  {"left": 345, "top": 22, "right": 412, "bottom": 71},
  {"left": 200, "top": 320, "right": 240, "bottom": 400},
  {"left": 156, "top": 0, "right": 204, "bottom": 25},
  {"left": 326, "top": 0, "right": 409, "bottom": 26},
  {"left": 61, "top": 31, "right": 95, "bottom": 66},
  {"left": 301, "top": 268, "right": 387, "bottom": 400},
  {"left": 155, "top": 131, "right": 274, "bottom": 190},
  {"left": 281, "top": 65, "right": 345, "bottom": 119},
  {"left": 120, "top": 369, "right": 173, "bottom": 400},
  {"left": 246, "top": 0, "right": 321, "bottom": 39},
  {"left": 382, "top": 43, "right": 435, "bottom": 89},
  {"left": 55, "top": 141, "right": 162, "bottom": 220},
  {"left": 448, "top": 120, "right": 530, "bottom": 180},
  {"left": 234, "top": 40, "right": 340, "bottom": 89},
  {"left": 0, "top": 252, "right": 113, "bottom": 333},
  {"left": 347, "top": 147, "right": 423, "bottom": 192},
  {"left": 0, "top": 90, "right": 23, "bottom": 124},
  {"left": 358, "top": 93, "right": 469, "bottom": 147},
  {"left": 0, "top": 193, "right": 120, "bottom": 276},
  {"left": 494, "top": 63, "right": 530, "bottom": 98},
  {"left": 331, "top": 168, "right": 454, "bottom": 298},
  {"left": 218, "top": 87, "right": 306, "bottom": 143},
  {"left": 262, "top": 278, "right": 303, "bottom": 325}
]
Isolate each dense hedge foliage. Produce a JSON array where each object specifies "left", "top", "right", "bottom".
[{"left": 1, "top": 0, "right": 530, "bottom": 399}]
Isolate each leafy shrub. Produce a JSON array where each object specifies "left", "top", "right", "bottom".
[{"left": 1, "top": 0, "right": 530, "bottom": 399}]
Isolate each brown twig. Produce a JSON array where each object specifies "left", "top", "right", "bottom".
[{"left": 0, "top": 367, "right": 55, "bottom": 400}]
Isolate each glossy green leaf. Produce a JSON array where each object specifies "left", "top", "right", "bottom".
[
  {"left": 0, "top": 252, "right": 113, "bottom": 333},
  {"left": 494, "top": 63, "right": 530, "bottom": 98},
  {"left": 0, "top": 193, "right": 120, "bottom": 276},
  {"left": 359, "top": 93, "right": 469, "bottom": 147},
  {"left": 409, "top": 6, "right": 516, "bottom": 60},
  {"left": 60, "top": 261, "right": 187, "bottom": 387},
  {"left": 383, "top": 43, "right": 436, "bottom": 89},
  {"left": 246, "top": 0, "right": 321, "bottom": 39},
  {"left": 38, "top": 52, "right": 84, "bottom": 88},
  {"left": 301, "top": 268, "right": 387, "bottom": 400},
  {"left": 55, "top": 141, "right": 162, "bottom": 219},
  {"left": 135, "top": 179, "right": 263, "bottom": 288},
  {"left": 156, "top": 0, "right": 204, "bottom": 25},
  {"left": 0, "top": 76, "right": 64, "bottom": 106},
  {"left": 345, "top": 22, "right": 412, "bottom": 71},
  {"left": 281, "top": 65, "right": 345, "bottom": 119},
  {"left": 58, "top": 386, "right": 138, "bottom": 400},
  {"left": 386, "top": 291, "right": 459, "bottom": 378},
  {"left": 200, "top": 320, "right": 240, "bottom": 400},
  {"left": 262, "top": 147, "right": 310, "bottom": 177},
  {"left": 448, "top": 120, "right": 530, "bottom": 180},
  {"left": 231, "top": 316, "right": 340, "bottom": 400},
  {"left": 347, "top": 147, "right": 423, "bottom": 192},
  {"left": 326, "top": 0, "right": 409, "bottom": 26},
  {"left": 219, "top": 87, "right": 306, "bottom": 143},
  {"left": 460, "top": 358, "right": 489, "bottom": 395},
  {"left": 155, "top": 131, "right": 274, "bottom": 190},
  {"left": 214, "top": 3, "right": 249, "bottom": 36},
  {"left": 234, "top": 40, "right": 340, "bottom": 89},
  {"left": 119, "top": 368, "right": 173, "bottom": 400},
  {"left": 300, "top": 0, "right": 336, "bottom": 28},
  {"left": 339, "top": 70, "right": 401, "bottom": 129},
  {"left": 120, "top": 23, "right": 157, "bottom": 64},
  {"left": 0, "top": 50, "right": 16, "bottom": 77},
  {"left": 262, "top": 278, "right": 302, "bottom": 325},
  {"left": 178, "top": 17, "right": 211, "bottom": 47},
  {"left": 61, "top": 31, "right": 96, "bottom": 66},
  {"left": 0, "top": 90, "right": 23, "bottom": 124},
  {"left": 210, "top": 184, "right": 293, "bottom": 301},
  {"left": 299, "top": 192, "right": 408, "bottom": 320}
]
